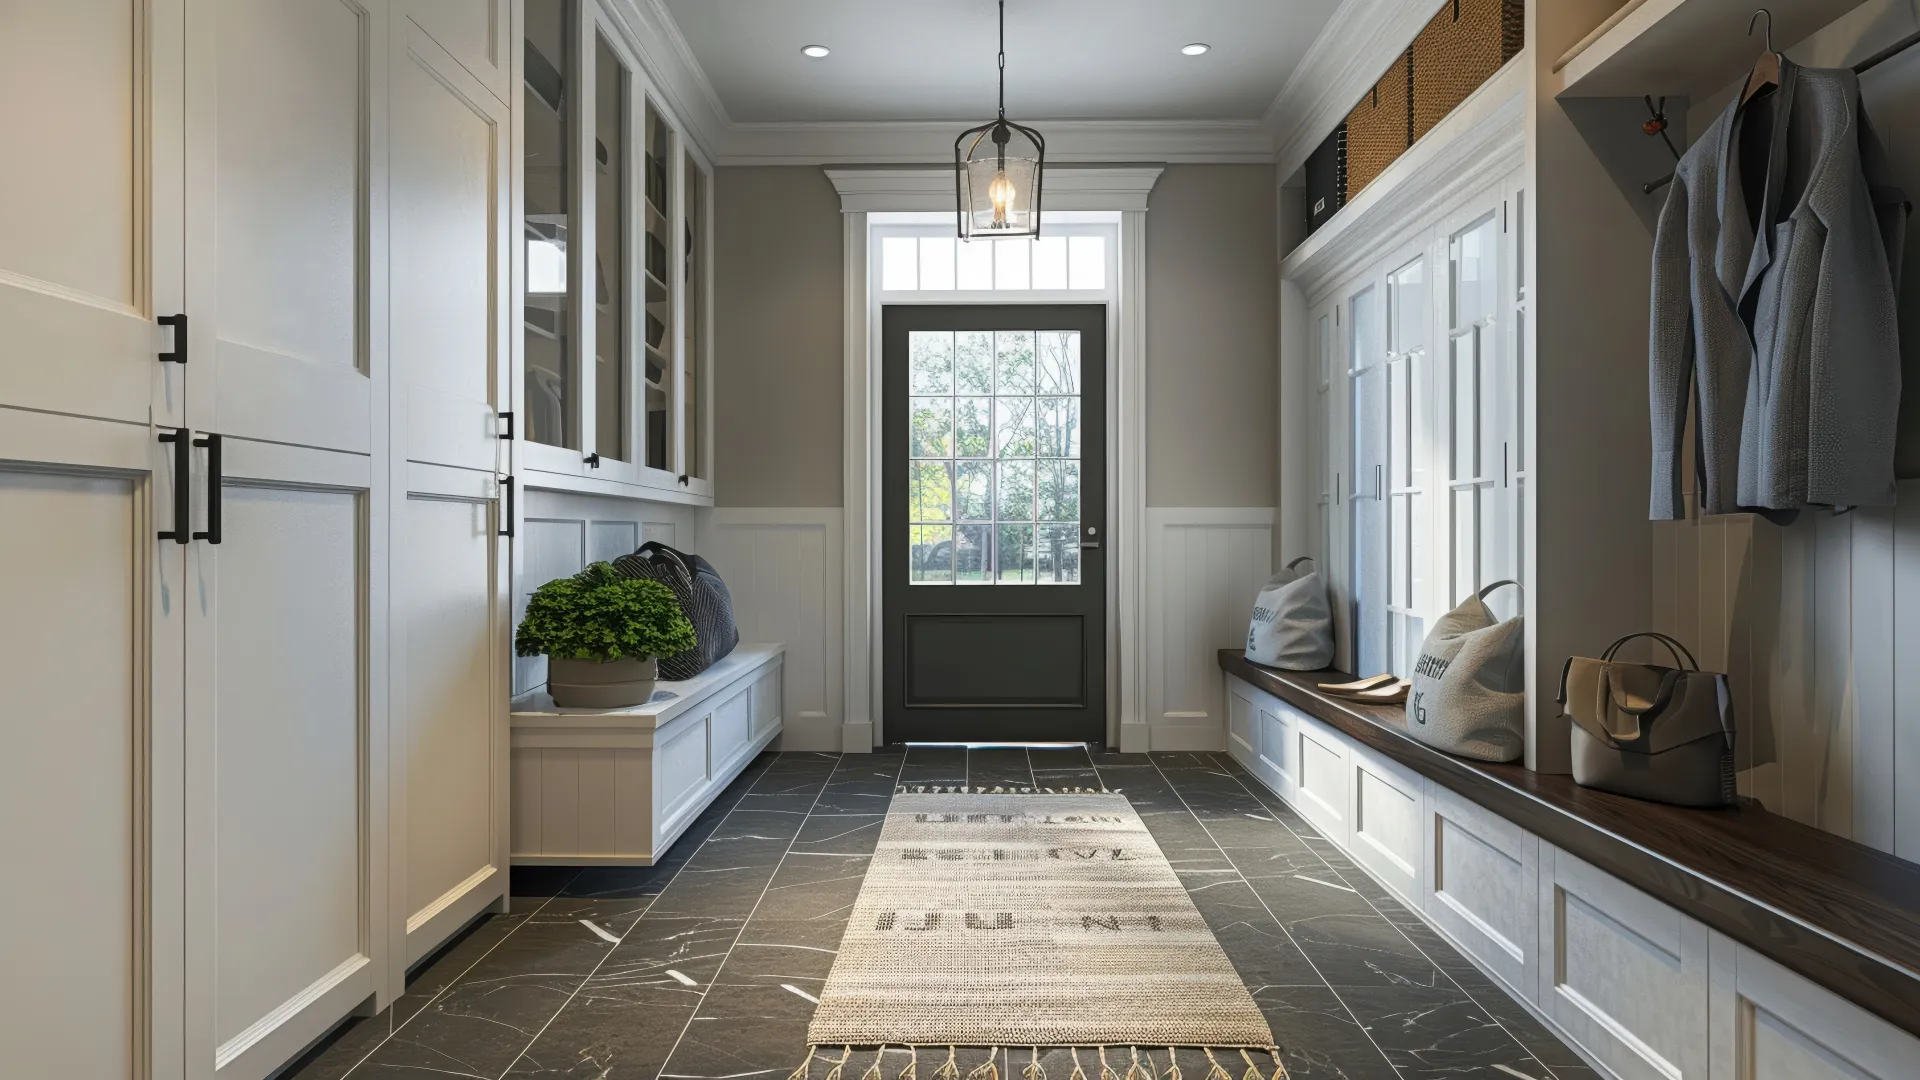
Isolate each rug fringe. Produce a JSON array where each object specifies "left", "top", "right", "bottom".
[
  {"left": 1160, "top": 1048, "right": 1182, "bottom": 1080},
  {"left": 789, "top": 1047, "right": 818, "bottom": 1080},
  {"left": 861, "top": 1048, "right": 886, "bottom": 1080},
  {"left": 933, "top": 1047, "right": 962, "bottom": 1080},
  {"left": 894, "top": 785, "right": 1120, "bottom": 795},
  {"left": 965, "top": 1047, "right": 1000, "bottom": 1080},
  {"left": 804, "top": 1045, "right": 1283, "bottom": 1080},
  {"left": 825, "top": 1046, "right": 854, "bottom": 1080}
]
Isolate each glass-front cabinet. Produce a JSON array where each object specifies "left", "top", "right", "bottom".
[{"left": 520, "top": 0, "right": 714, "bottom": 501}]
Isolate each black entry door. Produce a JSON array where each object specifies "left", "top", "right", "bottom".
[{"left": 883, "top": 304, "right": 1107, "bottom": 743}]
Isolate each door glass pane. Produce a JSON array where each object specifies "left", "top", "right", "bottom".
[
  {"left": 643, "top": 98, "right": 675, "bottom": 471},
  {"left": 908, "top": 328, "right": 1083, "bottom": 585},
  {"left": 684, "top": 158, "right": 708, "bottom": 479},
  {"left": 523, "top": 0, "right": 573, "bottom": 448},
  {"left": 1349, "top": 285, "right": 1387, "bottom": 677},
  {"left": 594, "top": 34, "right": 627, "bottom": 461}
]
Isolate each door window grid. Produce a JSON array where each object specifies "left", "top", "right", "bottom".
[
  {"left": 1349, "top": 285, "right": 1387, "bottom": 677},
  {"left": 1386, "top": 255, "right": 1426, "bottom": 678},
  {"left": 880, "top": 233, "right": 1108, "bottom": 293},
  {"left": 1320, "top": 182, "right": 1525, "bottom": 676},
  {"left": 908, "top": 329, "right": 1082, "bottom": 585}
]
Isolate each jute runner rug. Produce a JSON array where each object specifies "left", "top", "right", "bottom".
[{"left": 801, "top": 787, "right": 1284, "bottom": 1080}]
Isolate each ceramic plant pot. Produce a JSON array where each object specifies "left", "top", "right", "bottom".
[{"left": 548, "top": 655, "right": 658, "bottom": 709}]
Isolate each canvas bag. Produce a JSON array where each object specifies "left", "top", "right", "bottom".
[
  {"left": 1406, "top": 580, "right": 1525, "bottom": 762},
  {"left": 610, "top": 541, "right": 740, "bottom": 680},
  {"left": 1557, "top": 632, "right": 1735, "bottom": 807},
  {"left": 1245, "top": 557, "right": 1335, "bottom": 670}
]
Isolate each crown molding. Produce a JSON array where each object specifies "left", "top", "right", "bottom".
[
  {"left": 603, "top": 0, "right": 732, "bottom": 163},
  {"left": 1264, "top": 0, "right": 1438, "bottom": 182},
  {"left": 716, "top": 120, "right": 1274, "bottom": 167},
  {"left": 824, "top": 166, "right": 1165, "bottom": 213}
]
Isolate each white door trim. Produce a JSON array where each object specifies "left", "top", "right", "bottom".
[{"left": 827, "top": 166, "right": 1161, "bottom": 752}]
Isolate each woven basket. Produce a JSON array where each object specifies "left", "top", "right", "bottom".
[
  {"left": 1345, "top": 50, "right": 1410, "bottom": 199},
  {"left": 1411, "top": 0, "right": 1525, "bottom": 143}
]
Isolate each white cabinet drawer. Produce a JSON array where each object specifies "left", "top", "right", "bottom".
[
  {"left": 1422, "top": 782, "right": 1537, "bottom": 1002},
  {"left": 1291, "top": 715, "right": 1351, "bottom": 848},
  {"left": 1346, "top": 744, "right": 1423, "bottom": 907}
]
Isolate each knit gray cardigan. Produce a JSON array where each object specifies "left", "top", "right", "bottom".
[{"left": 1650, "top": 60, "right": 1907, "bottom": 519}]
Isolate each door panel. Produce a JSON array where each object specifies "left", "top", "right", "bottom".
[
  {"left": 402, "top": 491, "right": 502, "bottom": 960},
  {"left": 393, "top": 21, "right": 504, "bottom": 472},
  {"left": 883, "top": 305, "right": 1106, "bottom": 743},
  {"left": 188, "top": 0, "right": 372, "bottom": 453},
  {"left": 0, "top": 466, "right": 150, "bottom": 1080},
  {"left": 390, "top": 13, "right": 510, "bottom": 961},
  {"left": 403, "top": 0, "right": 511, "bottom": 106},
  {"left": 207, "top": 485, "right": 366, "bottom": 1050},
  {"left": 0, "top": 0, "right": 154, "bottom": 425}
]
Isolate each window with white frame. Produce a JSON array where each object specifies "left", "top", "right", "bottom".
[
  {"left": 876, "top": 227, "right": 1111, "bottom": 295},
  {"left": 1316, "top": 180, "right": 1524, "bottom": 675}
]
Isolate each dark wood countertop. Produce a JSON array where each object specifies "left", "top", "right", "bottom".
[{"left": 1218, "top": 650, "right": 1920, "bottom": 1038}]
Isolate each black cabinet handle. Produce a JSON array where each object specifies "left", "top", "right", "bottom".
[
  {"left": 158, "top": 427, "right": 191, "bottom": 544},
  {"left": 584, "top": 452, "right": 601, "bottom": 469},
  {"left": 498, "top": 411, "right": 514, "bottom": 440},
  {"left": 499, "top": 476, "right": 515, "bottom": 538},
  {"left": 677, "top": 473, "right": 689, "bottom": 486},
  {"left": 192, "top": 433, "right": 222, "bottom": 545},
  {"left": 158, "top": 314, "right": 188, "bottom": 364}
]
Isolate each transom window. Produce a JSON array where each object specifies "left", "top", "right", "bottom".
[
  {"left": 907, "top": 329, "right": 1082, "bottom": 584},
  {"left": 879, "top": 231, "right": 1108, "bottom": 293}
]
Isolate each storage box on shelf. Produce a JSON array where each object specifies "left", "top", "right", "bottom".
[
  {"left": 511, "top": 644, "right": 784, "bottom": 865},
  {"left": 1219, "top": 651, "right": 1920, "bottom": 1080}
]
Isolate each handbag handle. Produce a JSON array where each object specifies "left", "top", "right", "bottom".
[
  {"left": 1599, "top": 631, "right": 1698, "bottom": 670},
  {"left": 1285, "top": 556, "right": 1315, "bottom": 571},
  {"left": 638, "top": 540, "right": 694, "bottom": 577},
  {"left": 1460, "top": 578, "right": 1521, "bottom": 606}
]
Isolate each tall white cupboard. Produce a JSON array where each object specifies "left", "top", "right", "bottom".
[{"left": 0, "top": 2, "right": 516, "bottom": 1078}]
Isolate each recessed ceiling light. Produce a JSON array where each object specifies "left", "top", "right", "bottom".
[
  {"left": 801, "top": 44, "right": 831, "bottom": 58},
  {"left": 1181, "top": 42, "right": 1211, "bottom": 56}
]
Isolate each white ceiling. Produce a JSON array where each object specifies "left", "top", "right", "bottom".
[{"left": 658, "top": 0, "right": 1345, "bottom": 125}]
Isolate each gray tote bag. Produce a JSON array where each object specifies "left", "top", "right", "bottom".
[
  {"left": 1406, "top": 580, "right": 1525, "bottom": 762},
  {"left": 1245, "top": 557, "right": 1335, "bottom": 670}
]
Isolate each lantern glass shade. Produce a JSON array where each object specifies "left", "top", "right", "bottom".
[{"left": 956, "top": 120, "right": 1044, "bottom": 240}]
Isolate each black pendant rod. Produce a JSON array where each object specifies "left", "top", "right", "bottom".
[{"left": 998, "top": 0, "right": 1007, "bottom": 120}]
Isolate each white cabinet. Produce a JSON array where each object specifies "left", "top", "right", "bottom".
[
  {"left": 1709, "top": 938, "right": 1920, "bottom": 1080},
  {"left": 510, "top": 645, "right": 784, "bottom": 863},
  {"left": 1422, "top": 781, "right": 1537, "bottom": 1003},
  {"left": 1537, "top": 846, "right": 1711, "bottom": 1080},
  {"left": 1220, "top": 673, "right": 1920, "bottom": 1080}
]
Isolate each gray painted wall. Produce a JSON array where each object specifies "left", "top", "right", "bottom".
[
  {"left": 710, "top": 164, "right": 1279, "bottom": 509},
  {"left": 1146, "top": 165, "right": 1279, "bottom": 507},
  {"left": 714, "top": 166, "right": 845, "bottom": 507}
]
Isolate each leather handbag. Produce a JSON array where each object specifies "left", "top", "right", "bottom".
[
  {"left": 611, "top": 541, "right": 740, "bottom": 680},
  {"left": 1557, "top": 632, "right": 1735, "bottom": 807},
  {"left": 1406, "top": 580, "right": 1525, "bottom": 762}
]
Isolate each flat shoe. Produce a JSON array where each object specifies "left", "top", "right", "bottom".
[{"left": 1317, "top": 673, "right": 1398, "bottom": 694}]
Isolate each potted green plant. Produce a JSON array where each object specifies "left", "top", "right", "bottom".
[{"left": 515, "top": 562, "right": 698, "bottom": 708}]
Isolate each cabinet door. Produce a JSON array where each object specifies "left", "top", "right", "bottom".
[
  {"left": 180, "top": 2, "right": 388, "bottom": 1076},
  {"left": 0, "top": 4, "right": 186, "bottom": 1079},
  {"left": 388, "top": 12, "right": 511, "bottom": 966}
]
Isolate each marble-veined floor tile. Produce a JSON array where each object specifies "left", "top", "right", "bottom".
[
  {"left": 1256, "top": 984, "right": 1401, "bottom": 1080},
  {"left": 1337, "top": 983, "right": 1547, "bottom": 1079}
]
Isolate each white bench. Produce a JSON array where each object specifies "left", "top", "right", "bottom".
[{"left": 510, "top": 644, "right": 784, "bottom": 865}]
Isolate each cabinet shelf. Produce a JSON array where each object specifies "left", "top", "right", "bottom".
[{"left": 1555, "top": 0, "right": 1870, "bottom": 98}]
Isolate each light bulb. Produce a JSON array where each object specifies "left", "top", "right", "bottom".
[{"left": 988, "top": 169, "right": 1017, "bottom": 226}]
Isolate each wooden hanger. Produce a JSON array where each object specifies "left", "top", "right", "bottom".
[{"left": 1740, "top": 8, "right": 1781, "bottom": 107}]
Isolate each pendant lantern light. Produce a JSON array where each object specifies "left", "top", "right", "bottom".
[{"left": 955, "top": 0, "right": 1045, "bottom": 240}]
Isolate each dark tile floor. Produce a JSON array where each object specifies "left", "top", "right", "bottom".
[{"left": 284, "top": 749, "right": 1596, "bottom": 1080}]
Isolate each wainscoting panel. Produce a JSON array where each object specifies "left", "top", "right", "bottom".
[
  {"left": 1145, "top": 507, "right": 1275, "bottom": 750},
  {"left": 514, "top": 490, "right": 701, "bottom": 696},
  {"left": 1650, "top": 478, "right": 1920, "bottom": 857},
  {"left": 1707, "top": 933, "right": 1920, "bottom": 1080},
  {"left": 698, "top": 508, "right": 844, "bottom": 751}
]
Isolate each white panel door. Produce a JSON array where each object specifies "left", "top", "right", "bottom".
[
  {"left": 181, "top": 2, "right": 389, "bottom": 1077},
  {"left": 0, "top": 4, "right": 185, "bottom": 1078},
  {"left": 388, "top": 11, "right": 511, "bottom": 965}
]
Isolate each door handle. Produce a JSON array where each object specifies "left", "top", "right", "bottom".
[
  {"left": 158, "top": 314, "right": 188, "bottom": 365},
  {"left": 158, "top": 427, "right": 191, "bottom": 545},
  {"left": 192, "top": 433, "right": 222, "bottom": 545},
  {"left": 498, "top": 475, "right": 515, "bottom": 538},
  {"left": 1079, "top": 526, "right": 1101, "bottom": 549}
]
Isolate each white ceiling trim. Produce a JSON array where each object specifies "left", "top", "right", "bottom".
[
  {"left": 1262, "top": 0, "right": 1438, "bottom": 181},
  {"left": 721, "top": 120, "right": 1272, "bottom": 167},
  {"left": 825, "top": 166, "right": 1165, "bottom": 213},
  {"left": 603, "top": 0, "right": 731, "bottom": 163}
]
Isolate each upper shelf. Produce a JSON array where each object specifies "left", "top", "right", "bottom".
[{"left": 1556, "top": 0, "right": 1869, "bottom": 98}]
